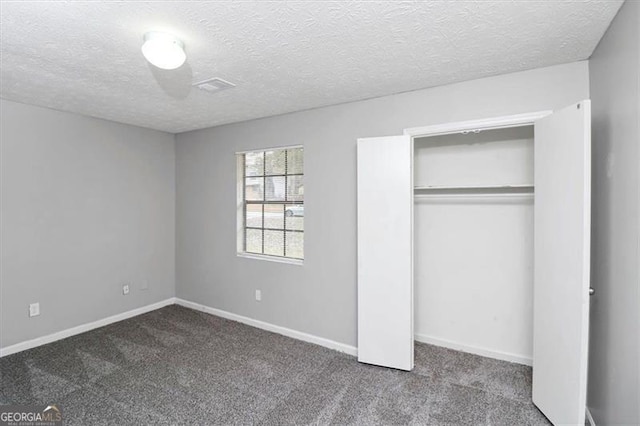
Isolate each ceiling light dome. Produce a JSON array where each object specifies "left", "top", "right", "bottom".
[{"left": 141, "top": 32, "right": 186, "bottom": 70}]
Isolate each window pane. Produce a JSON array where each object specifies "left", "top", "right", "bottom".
[
  {"left": 264, "top": 204, "right": 285, "bottom": 229},
  {"left": 265, "top": 150, "right": 286, "bottom": 175},
  {"left": 287, "top": 148, "right": 303, "bottom": 175},
  {"left": 245, "top": 203, "right": 263, "bottom": 228},
  {"left": 286, "top": 231, "right": 304, "bottom": 259},
  {"left": 264, "top": 230, "right": 284, "bottom": 257},
  {"left": 246, "top": 229, "right": 263, "bottom": 254},
  {"left": 245, "top": 152, "right": 264, "bottom": 177},
  {"left": 287, "top": 175, "right": 304, "bottom": 201},
  {"left": 285, "top": 209, "right": 303, "bottom": 231},
  {"left": 245, "top": 177, "right": 264, "bottom": 201},
  {"left": 265, "top": 176, "right": 286, "bottom": 201}
]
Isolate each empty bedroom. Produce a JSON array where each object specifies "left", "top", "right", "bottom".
[{"left": 1, "top": 1, "right": 638, "bottom": 425}]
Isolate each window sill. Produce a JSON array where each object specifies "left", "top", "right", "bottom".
[{"left": 237, "top": 252, "right": 304, "bottom": 266}]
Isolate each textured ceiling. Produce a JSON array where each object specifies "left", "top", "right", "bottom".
[{"left": 0, "top": 1, "right": 623, "bottom": 134}]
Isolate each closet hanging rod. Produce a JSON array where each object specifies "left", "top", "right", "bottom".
[{"left": 414, "top": 184, "right": 534, "bottom": 191}]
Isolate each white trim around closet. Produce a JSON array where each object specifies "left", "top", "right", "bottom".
[
  {"left": 405, "top": 109, "right": 548, "bottom": 368},
  {"left": 404, "top": 110, "right": 552, "bottom": 138}
]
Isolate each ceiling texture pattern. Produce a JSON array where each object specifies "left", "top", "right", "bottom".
[{"left": 0, "top": 1, "right": 623, "bottom": 133}]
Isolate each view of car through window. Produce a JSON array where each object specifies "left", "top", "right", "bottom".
[{"left": 285, "top": 205, "right": 304, "bottom": 217}]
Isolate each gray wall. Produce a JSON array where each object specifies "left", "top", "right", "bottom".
[
  {"left": 175, "top": 61, "right": 590, "bottom": 348},
  {"left": 0, "top": 100, "right": 176, "bottom": 348},
  {"left": 588, "top": 1, "right": 640, "bottom": 424}
]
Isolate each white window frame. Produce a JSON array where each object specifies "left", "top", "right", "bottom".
[{"left": 236, "top": 145, "right": 304, "bottom": 265}]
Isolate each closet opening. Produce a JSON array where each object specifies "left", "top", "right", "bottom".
[
  {"left": 358, "top": 103, "right": 591, "bottom": 424},
  {"left": 413, "top": 124, "right": 535, "bottom": 365}
]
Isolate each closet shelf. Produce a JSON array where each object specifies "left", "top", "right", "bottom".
[{"left": 413, "top": 184, "right": 534, "bottom": 199}]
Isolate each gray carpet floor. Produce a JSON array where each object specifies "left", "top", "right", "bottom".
[{"left": 0, "top": 305, "right": 550, "bottom": 425}]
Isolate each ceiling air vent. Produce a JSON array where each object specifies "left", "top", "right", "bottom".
[{"left": 193, "top": 77, "right": 236, "bottom": 93}]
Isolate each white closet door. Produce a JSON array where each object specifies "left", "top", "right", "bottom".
[
  {"left": 357, "top": 135, "right": 413, "bottom": 371},
  {"left": 533, "top": 101, "right": 591, "bottom": 425}
]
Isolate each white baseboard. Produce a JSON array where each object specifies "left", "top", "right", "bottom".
[
  {"left": 1, "top": 297, "right": 535, "bottom": 367},
  {"left": 414, "top": 332, "right": 533, "bottom": 366},
  {"left": 0, "top": 298, "right": 176, "bottom": 358},
  {"left": 586, "top": 407, "right": 596, "bottom": 426},
  {"left": 175, "top": 298, "right": 358, "bottom": 356}
]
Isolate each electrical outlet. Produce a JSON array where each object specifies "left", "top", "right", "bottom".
[
  {"left": 255, "top": 289, "right": 261, "bottom": 302},
  {"left": 29, "top": 303, "right": 40, "bottom": 317},
  {"left": 123, "top": 284, "right": 130, "bottom": 295}
]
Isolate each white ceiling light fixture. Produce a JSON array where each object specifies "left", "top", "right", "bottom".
[{"left": 141, "top": 31, "right": 186, "bottom": 70}]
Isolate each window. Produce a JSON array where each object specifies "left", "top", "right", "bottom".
[{"left": 237, "top": 146, "right": 304, "bottom": 261}]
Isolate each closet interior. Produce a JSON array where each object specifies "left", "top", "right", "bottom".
[{"left": 413, "top": 125, "right": 535, "bottom": 364}]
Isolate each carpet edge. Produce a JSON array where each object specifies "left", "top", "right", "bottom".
[
  {"left": 0, "top": 297, "right": 177, "bottom": 357},
  {"left": 174, "top": 298, "right": 358, "bottom": 357}
]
